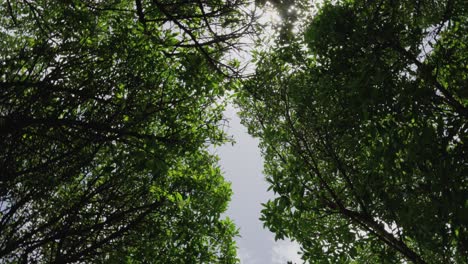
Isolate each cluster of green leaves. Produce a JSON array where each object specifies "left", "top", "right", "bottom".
[
  {"left": 0, "top": 0, "right": 252, "bottom": 262},
  {"left": 238, "top": 0, "right": 467, "bottom": 263}
]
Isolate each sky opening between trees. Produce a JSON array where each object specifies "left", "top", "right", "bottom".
[{"left": 0, "top": 0, "right": 466, "bottom": 263}]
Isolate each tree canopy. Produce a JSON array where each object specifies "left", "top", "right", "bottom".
[
  {"left": 238, "top": 0, "right": 467, "bottom": 263},
  {"left": 0, "top": 0, "right": 253, "bottom": 262},
  {"left": 1, "top": 0, "right": 467, "bottom": 263}
]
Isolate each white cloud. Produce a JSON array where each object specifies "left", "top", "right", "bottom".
[
  {"left": 237, "top": 244, "right": 258, "bottom": 264},
  {"left": 237, "top": 248, "right": 253, "bottom": 264},
  {"left": 271, "top": 239, "right": 303, "bottom": 264}
]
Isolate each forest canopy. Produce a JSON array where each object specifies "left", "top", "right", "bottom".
[
  {"left": 0, "top": 0, "right": 252, "bottom": 262},
  {"left": 1, "top": 0, "right": 467, "bottom": 263},
  {"left": 238, "top": 0, "right": 467, "bottom": 263}
]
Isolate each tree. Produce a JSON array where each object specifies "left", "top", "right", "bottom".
[
  {"left": 238, "top": 0, "right": 467, "bottom": 263},
  {"left": 0, "top": 0, "right": 253, "bottom": 262}
]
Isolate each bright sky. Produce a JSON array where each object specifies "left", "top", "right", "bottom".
[
  {"left": 213, "top": 104, "right": 302, "bottom": 264},
  {"left": 209, "top": 4, "right": 308, "bottom": 263}
]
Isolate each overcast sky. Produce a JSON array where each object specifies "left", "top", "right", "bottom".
[{"left": 212, "top": 104, "right": 302, "bottom": 264}]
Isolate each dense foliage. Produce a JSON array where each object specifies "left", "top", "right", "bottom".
[
  {"left": 239, "top": 0, "right": 467, "bottom": 263},
  {"left": 2, "top": 0, "right": 467, "bottom": 263},
  {"left": 0, "top": 0, "right": 253, "bottom": 262}
]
